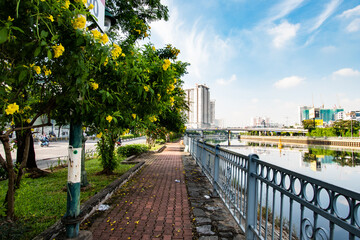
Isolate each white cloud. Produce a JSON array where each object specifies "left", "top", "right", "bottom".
[
  {"left": 251, "top": 98, "right": 259, "bottom": 103},
  {"left": 274, "top": 76, "right": 305, "bottom": 88},
  {"left": 268, "top": 21, "right": 300, "bottom": 48},
  {"left": 333, "top": 68, "right": 360, "bottom": 77},
  {"left": 321, "top": 45, "right": 337, "bottom": 53},
  {"left": 216, "top": 74, "right": 237, "bottom": 86},
  {"left": 309, "top": 0, "right": 342, "bottom": 32},
  {"left": 346, "top": 18, "right": 360, "bottom": 32},
  {"left": 339, "top": 5, "right": 360, "bottom": 18},
  {"left": 268, "top": 0, "right": 305, "bottom": 22},
  {"left": 149, "top": 2, "right": 236, "bottom": 88}
]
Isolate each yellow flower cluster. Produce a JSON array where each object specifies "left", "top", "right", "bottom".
[
  {"left": 149, "top": 116, "right": 157, "bottom": 122},
  {"left": 5, "top": 103, "right": 19, "bottom": 115},
  {"left": 111, "top": 44, "right": 122, "bottom": 60},
  {"left": 75, "top": 0, "right": 87, "bottom": 5},
  {"left": 8, "top": 16, "right": 14, "bottom": 22},
  {"left": 91, "top": 29, "right": 101, "bottom": 40},
  {"left": 162, "top": 59, "right": 171, "bottom": 71},
  {"left": 100, "top": 34, "right": 109, "bottom": 44},
  {"left": 122, "top": 129, "right": 130, "bottom": 135},
  {"left": 104, "top": 57, "right": 109, "bottom": 66},
  {"left": 73, "top": 15, "right": 86, "bottom": 30},
  {"left": 47, "top": 15, "right": 54, "bottom": 22},
  {"left": 106, "top": 115, "right": 113, "bottom": 123},
  {"left": 63, "top": 0, "right": 70, "bottom": 9},
  {"left": 170, "top": 96, "right": 175, "bottom": 106},
  {"left": 88, "top": 4, "right": 94, "bottom": 9},
  {"left": 96, "top": 132, "right": 103, "bottom": 138},
  {"left": 143, "top": 85, "right": 150, "bottom": 92},
  {"left": 132, "top": 113, "right": 137, "bottom": 119},
  {"left": 43, "top": 66, "right": 52, "bottom": 76},
  {"left": 90, "top": 82, "right": 99, "bottom": 90},
  {"left": 52, "top": 43, "right": 65, "bottom": 58},
  {"left": 33, "top": 66, "right": 41, "bottom": 74},
  {"left": 167, "top": 84, "right": 175, "bottom": 93}
]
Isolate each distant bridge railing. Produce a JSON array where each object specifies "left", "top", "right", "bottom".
[{"left": 184, "top": 136, "right": 360, "bottom": 240}]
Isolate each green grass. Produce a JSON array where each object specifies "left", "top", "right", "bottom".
[
  {"left": 150, "top": 143, "right": 165, "bottom": 151},
  {"left": 0, "top": 158, "right": 134, "bottom": 240}
]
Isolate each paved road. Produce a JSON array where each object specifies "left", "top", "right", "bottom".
[{"left": 0, "top": 137, "right": 146, "bottom": 170}]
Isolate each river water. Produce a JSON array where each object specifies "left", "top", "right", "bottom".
[{"left": 204, "top": 137, "right": 360, "bottom": 239}]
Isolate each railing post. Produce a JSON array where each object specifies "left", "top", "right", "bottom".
[
  {"left": 212, "top": 144, "right": 220, "bottom": 197},
  {"left": 201, "top": 141, "right": 206, "bottom": 170},
  {"left": 246, "top": 154, "right": 259, "bottom": 239}
]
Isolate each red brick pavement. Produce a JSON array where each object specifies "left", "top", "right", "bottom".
[{"left": 87, "top": 143, "right": 194, "bottom": 240}]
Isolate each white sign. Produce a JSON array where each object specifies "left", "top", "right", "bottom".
[{"left": 87, "top": 0, "right": 105, "bottom": 32}]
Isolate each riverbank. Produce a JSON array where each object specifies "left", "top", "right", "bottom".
[{"left": 239, "top": 135, "right": 360, "bottom": 149}]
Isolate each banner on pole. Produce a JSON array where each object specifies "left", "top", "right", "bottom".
[{"left": 87, "top": 0, "right": 105, "bottom": 32}]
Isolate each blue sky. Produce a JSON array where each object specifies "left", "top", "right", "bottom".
[{"left": 144, "top": 0, "right": 360, "bottom": 127}]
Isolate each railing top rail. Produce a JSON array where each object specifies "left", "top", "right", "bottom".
[
  {"left": 194, "top": 138, "right": 360, "bottom": 200},
  {"left": 196, "top": 139, "right": 249, "bottom": 159},
  {"left": 255, "top": 157, "right": 360, "bottom": 200}
]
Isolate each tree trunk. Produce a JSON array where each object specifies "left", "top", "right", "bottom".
[
  {"left": 0, "top": 135, "right": 16, "bottom": 220},
  {"left": 58, "top": 125, "right": 62, "bottom": 138},
  {"left": 15, "top": 133, "right": 31, "bottom": 189},
  {"left": 81, "top": 136, "right": 89, "bottom": 187},
  {"left": 16, "top": 130, "right": 37, "bottom": 169}
]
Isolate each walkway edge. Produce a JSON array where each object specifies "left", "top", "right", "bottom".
[{"left": 33, "top": 159, "right": 145, "bottom": 240}]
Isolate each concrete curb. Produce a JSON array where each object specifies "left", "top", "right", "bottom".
[
  {"left": 33, "top": 156, "right": 145, "bottom": 240},
  {"left": 182, "top": 153, "right": 246, "bottom": 240}
]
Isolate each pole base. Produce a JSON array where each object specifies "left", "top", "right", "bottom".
[{"left": 65, "top": 230, "right": 92, "bottom": 240}]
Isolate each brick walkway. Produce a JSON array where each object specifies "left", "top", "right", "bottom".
[{"left": 86, "top": 143, "right": 193, "bottom": 240}]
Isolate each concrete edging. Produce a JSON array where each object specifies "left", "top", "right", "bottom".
[{"left": 33, "top": 157, "right": 145, "bottom": 240}]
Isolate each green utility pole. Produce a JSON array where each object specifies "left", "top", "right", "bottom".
[{"left": 64, "top": 122, "right": 82, "bottom": 238}]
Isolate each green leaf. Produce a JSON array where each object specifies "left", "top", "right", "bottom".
[
  {"left": 11, "top": 26, "right": 24, "bottom": 34},
  {"left": 40, "top": 40, "right": 47, "bottom": 46},
  {"left": 34, "top": 47, "right": 41, "bottom": 57},
  {"left": 47, "top": 50, "right": 52, "bottom": 60},
  {"left": 0, "top": 28, "right": 8, "bottom": 44},
  {"left": 40, "top": 30, "right": 48, "bottom": 38},
  {"left": 19, "top": 70, "right": 27, "bottom": 81}
]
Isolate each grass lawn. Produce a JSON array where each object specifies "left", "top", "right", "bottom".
[
  {"left": 0, "top": 157, "right": 134, "bottom": 240},
  {"left": 150, "top": 143, "right": 165, "bottom": 151}
]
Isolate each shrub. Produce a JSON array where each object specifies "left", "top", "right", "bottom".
[
  {"left": 156, "top": 139, "right": 166, "bottom": 144},
  {"left": 0, "top": 167, "right": 8, "bottom": 180},
  {"left": 117, "top": 144, "right": 149, "bottom": 157}
]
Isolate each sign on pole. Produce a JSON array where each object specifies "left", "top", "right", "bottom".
[{"left": 87, "top": 0, "right": 105, "bottom": 32}]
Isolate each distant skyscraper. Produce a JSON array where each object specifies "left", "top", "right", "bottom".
[
  {"left": 210, "top": 100, "right": 216, "bottom": 126},
  {"left": 185, "top": 84, "right": 214, "bottom": 128},
  {"left": 299, "top": 106, "right": 312, "bottom": 124},
  {"left": 299, "top": 105, "right": 344, "bottom": 125},
  {"left": 251, "top": 116, "right": 270, "bottom": 127}
]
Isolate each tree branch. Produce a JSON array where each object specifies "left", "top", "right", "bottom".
[{"left": 1, "top": 122, "right": 52, "bottom": 138}]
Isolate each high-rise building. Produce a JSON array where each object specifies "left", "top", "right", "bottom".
[
  {"left": 299, "top": 105, "right": 344, "bottom": 125},
  {"left": 185, "top": 84, "right": 214, "bottom": 128},
  {"left": 210, "top": 100, "right": 216, "bottom": 126},
  {"left": 299, "top": 106, "right": 312, "bottom": 124},
  {"left": 251, "top": 116, "right": 270, "bottom": 127}
]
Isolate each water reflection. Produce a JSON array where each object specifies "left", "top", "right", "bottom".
[{"left": 198, "top": 136, "right": 360, "bottom": 239}]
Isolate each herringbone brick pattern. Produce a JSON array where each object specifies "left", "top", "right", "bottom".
[{"left": 87, "top": 143, "right": 193, "bottom": 240}]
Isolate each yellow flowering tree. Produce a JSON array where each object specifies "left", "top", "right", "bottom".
[
  {"left": 0, "top": 0, "right": 113, "bottom": 221},
  {"left": 0, "top": 0, "right": 188, "bottom": 229}
]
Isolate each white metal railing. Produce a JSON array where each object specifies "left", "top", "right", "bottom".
[{"left": 184, "top": 135, "right": 360, "bottom": 240}]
